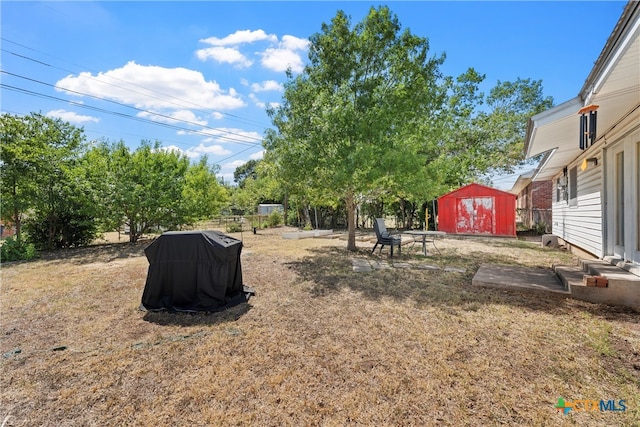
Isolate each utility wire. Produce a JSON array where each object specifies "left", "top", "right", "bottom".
[
  {"left": 1, "top": 83, "right": 263, "bottom": 147},
  {"left": 1, "top": 68, "right": 265, "bottom": 144},
  {"left": 1, "top": 106, "right": 262, "bottom": 164},
  {"left": 1, "top": 39, "right": 273, "bottom": 129}
]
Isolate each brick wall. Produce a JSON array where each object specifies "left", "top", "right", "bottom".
[
  {"left": 1, "top": 222, "right": 16, "bottom": 238},
  {"left": 531, "top": 181, "right": 552, "bottom": 209},
  {"left": 516, "top": 181, "right": 552, "bottom": 230}
]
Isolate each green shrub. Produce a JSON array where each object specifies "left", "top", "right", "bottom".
[
  {"left": 0, "top": 237, "right": 38, "bottom": 262},
  {"left": 267, "top": 211, "right": 282, "bottom": 228},
  {"left": 226, "top": 222, "right": 243, "bottom": 233},
  {"left": 534, "top": 222, "right": 549, "bottom": 235},
  {"left": 24, "top": 210, "right": 98, "bottom": 250}
]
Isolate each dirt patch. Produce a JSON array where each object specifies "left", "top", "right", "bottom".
[{"left": 1, "top": 228, "right": 638, "bottom": 426}]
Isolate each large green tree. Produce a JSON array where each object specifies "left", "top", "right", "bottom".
[
  {"left": 86, "top": 140, "right": 227, "bottom": 242},
  {"left": 430, "top": 77, "right": 553, "bottom": 191},
  {"left": 182, "top": 155, "right": 229, "bottom": 222},
  {"left": 0, "top": 113, "right": 94, "bottom": 249},
  {"left": 266, "top": 7, "right": 448, "bottom": 250},
  {"left": 96, "top": 140, "right": 190, "bottom": 242},
  {"left": 233, "top": 159, "right": 260, "bottom": 188},
  {"left": 1, "top": 113, "right": 34, "bottom": 241}
]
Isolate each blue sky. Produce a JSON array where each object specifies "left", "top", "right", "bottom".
[{"left": 1, "top": 1, "right": 627, "bottom": 187}]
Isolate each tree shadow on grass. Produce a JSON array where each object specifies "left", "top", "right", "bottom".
[
  {"left": 142, "top": 303, "right": 252, "bottom": 326},
  {"left": 286, "top": 246, "right": 638, "bottom": 321},
  {"left": 36, "top": 240, "right": 150, "bottom": 265}
]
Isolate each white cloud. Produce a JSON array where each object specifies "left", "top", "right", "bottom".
[
  {"left": 260, "top": 35, "right": 308, "bottom": 73},
  {"left": 198, "top": 127, "right": 262, "bottom": 144},
  {"left": 158, "top": 145, "right": 191, "bottom": 157},
  {"left": 46, "top": 109, "right": 99, "bottom": 124},
  {"left": 251, "top": 80, "right": 283, "bottom": 92},
  {"left": 281, "top": 35, "right": 309, "bottom": 51},
  {"left": 200, "top": 29, "right": 277, "bottom": 46},
  {"left": 56, "top": 61, "right": 245, "bottom": 113},
  {"left": 187, "top": 143, "right": 232, "bottom": 157},
  {"left": 218, "top": 159, "right": 247, "bottom": 183},
  {"left": 222, "top": 159, "right": 246, "bottom": 171},
  {"left": 161, "top": 143, "right": 232, "bottom": 159},
  {"left": 249, "top": 93, "right": 280, "bottom": 110},
  {"left": 197, "top": 30, "right": 308, "bottom": 74},
  {"left": 249, "top": 150, "right": 264, "bottom": 160},
  {"left": 195, "top": 46, "right": 253, "bottom": 68},
  {"left": 138, "top": 109, "right": 207, "bottom": 126},
  {"left": 249, "top": 94, "right": 266, "bottom": 109}
]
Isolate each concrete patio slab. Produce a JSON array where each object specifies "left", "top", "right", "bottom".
[
  {"left": 415, "top": 264, "right": 440, "bottom": 271},
  {"left": 472, "top": 264, "right": 570, "bottom": 294},
  {"left": 392, "top": 262, "right": 412, "bottom": 269}
]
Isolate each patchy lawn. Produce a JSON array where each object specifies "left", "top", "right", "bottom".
[{"left": 1, "top": 228, "right": 638, "bottom": 426}]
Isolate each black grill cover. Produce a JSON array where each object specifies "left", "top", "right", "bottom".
[{"left": 141, "top": 230, "right": 245, "bottom": 312}]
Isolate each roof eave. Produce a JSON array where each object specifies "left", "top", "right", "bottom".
[{"left": 524, "top": 97, "right": 583, "bottom": 159}]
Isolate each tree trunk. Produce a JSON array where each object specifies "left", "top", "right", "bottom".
[
  {"left": 13, "top": 208, "right": 21, "bottom": 242},
  {"left": 129, "top": 222, "right": 137, "bottom": 243},
  {"left": 346, "top": 191, "right": 356, "bottom": 251},
  {"left": 303, "top": 206, "right": 312, "bottom": 228},
  {"left": 11, "top": 178, "right": 21, "bottom": 242},
  {"left": 283, "top": 191, "right": 288, "bottom": 226}
]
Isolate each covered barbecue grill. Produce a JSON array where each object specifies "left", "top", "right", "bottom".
[{"left": 141, "top": 230, "right": 253, "bottom": 312}]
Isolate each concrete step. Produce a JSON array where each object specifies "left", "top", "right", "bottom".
[
  {"left": 553, "top": 265, "right": 583, "bottom": 292},
  {"left": 581, "top": 259, "right": 640, "bottom": 283},
  {"left": 603, "top": 256, "right": 640, "bottom": 276},
  {"left": 554, "top": 261, "right": 640, "bottom": 310}
]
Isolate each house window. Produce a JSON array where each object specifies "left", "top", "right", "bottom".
[
  {"left": 568, "top": 166, "right": 577, "bottom": 206},
  {"left": 556, "top": 176, "right": 568, "bottom": 202}
]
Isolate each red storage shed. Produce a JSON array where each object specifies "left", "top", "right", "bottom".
[{"left": 437, "top": 183, "right": 516, "bottom": 237}]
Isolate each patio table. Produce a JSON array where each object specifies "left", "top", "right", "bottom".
[{"left": 405, "top": 230, "right": 446, "bottom": 256}]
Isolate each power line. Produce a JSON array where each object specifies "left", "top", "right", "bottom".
[
  {"left": 1, "top": 68, "right": 265, "bottom": 144},
  {"left": 1, "top": 39, "right": 273, "bottom": 129},
  {"left": 1, "top": 107, "right": 263, "bottom": 165},
  {"left": 1, "top": 37, "right": 279, "bottom": 166},
  {"left": 1, "top": 82, "right": 263, "bottom": 147}
]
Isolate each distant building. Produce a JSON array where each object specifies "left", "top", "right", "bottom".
[
  {"left": 257, "top": 204, "right": 284, "bottom": 215},
  {"left": 510, "top": 171, "right": 552, "bottom": 232},
  {"left": 0, "top": 221, "right": 16, "bottom": 238},
  {"left": 437, "top": 183, "right": 516, "bottom": 237}
]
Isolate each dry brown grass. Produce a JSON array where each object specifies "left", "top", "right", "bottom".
[{"left": 1, "top": 227, "right": 639, "bottom": 426}]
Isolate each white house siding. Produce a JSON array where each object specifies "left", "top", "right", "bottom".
[
  {"left": 604, "top": 117, "right": 640, "bottom": 264},
  {"left": 552, "top": 151, "right": 604, "bottom": 258}
]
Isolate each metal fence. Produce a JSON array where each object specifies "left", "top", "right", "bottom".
[{"left": 516, "top": 208, "right": 552, "bottom": 232}]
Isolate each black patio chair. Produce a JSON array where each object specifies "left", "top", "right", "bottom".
[{"left": 372, "top": 218, "right": 401, "bottom": 257}]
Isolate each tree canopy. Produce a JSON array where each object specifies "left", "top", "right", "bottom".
[
  {"left": 1, "top": 113, "right": 229, "bottom": 250},
  {"left": 265, "top": 6, "right": 449, "bottom": 250},
  {"left": 1, "top": 112, "right": 90, "bottom": 248},
  {"left": 265, "top": 7, "right": 555, "bottom": 245},
  {"left": 86, "top": 140, "right": 228, "bottom": 243}
]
